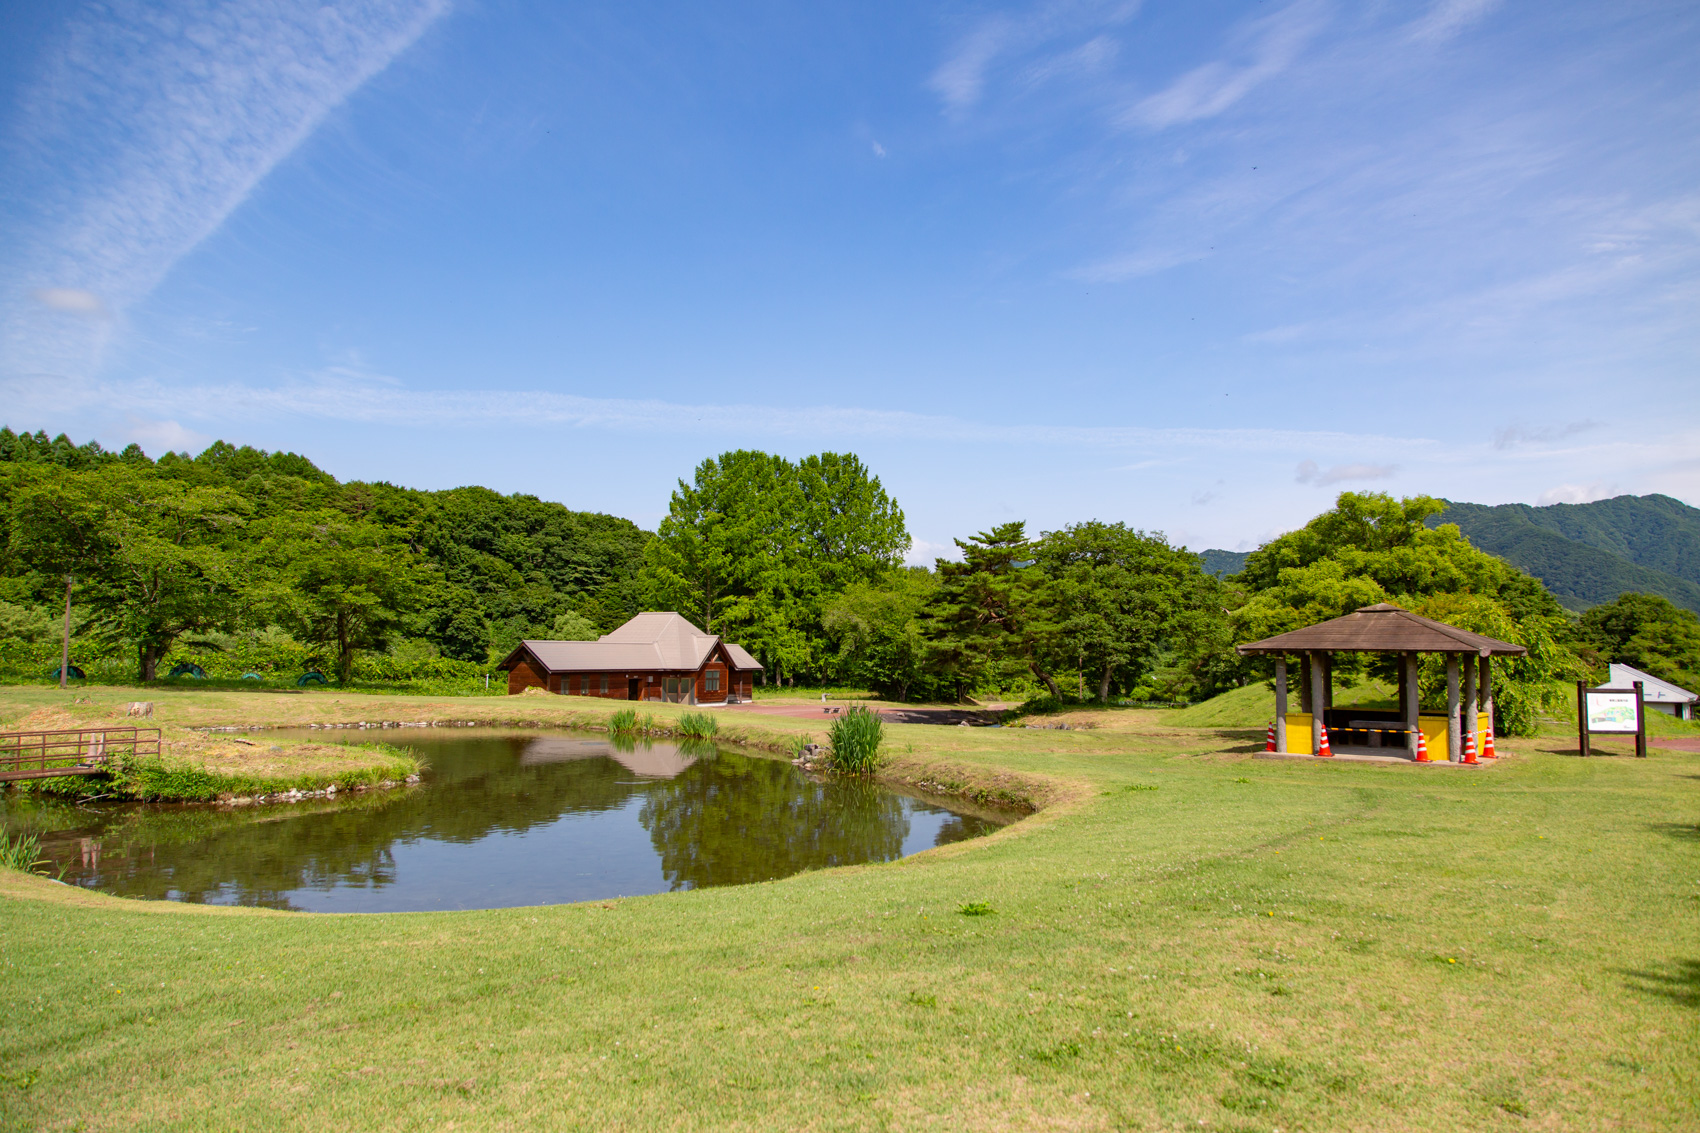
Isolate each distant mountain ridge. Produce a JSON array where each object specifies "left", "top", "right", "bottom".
[
  {"left": 1197, "top": 493, "right": 1700, "bottom": 615},
  {"left": 1199, "top": 549, "right": 1248, "bottom": 579},
  {"left": 1435, "top": 494, "right": 1700, "bottom": 614}
]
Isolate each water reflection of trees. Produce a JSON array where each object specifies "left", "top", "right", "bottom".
[
  {"left": 639, "top": 760, "right": 910, "bottom": 889},
  {"left": 22, "top": 734, "right": 658, "bottom": 909},
  {"left": 5, "top": 732, "right": 998, "bottom": 910}
]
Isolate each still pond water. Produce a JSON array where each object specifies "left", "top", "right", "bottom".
[{"left": 5, "top": 729, "right": 1015, "bottom": 912}]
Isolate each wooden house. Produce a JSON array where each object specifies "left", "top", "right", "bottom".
[{"left": 496, "top": 612, "right": 762, "bottom": 704}]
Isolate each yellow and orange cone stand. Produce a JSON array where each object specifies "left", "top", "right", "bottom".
[
  {"left": 1483, "top": 724, "right": 1496, "bottom": 759},
  {"left": 1264, "top": 723, "right": 1277, "bottom": 752},
  {"left": 1462, "top": 731, "right": 1479, "bottom": 765},
  {"left": 1317, "top": 726, "right": 1333, "bottom": 757},
  {"left": 1415, "top": 729, "right": 1431, "bottom": 762}
]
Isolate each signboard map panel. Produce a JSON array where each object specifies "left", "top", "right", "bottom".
[{"left": 1585, "top": 691, "right": 1639, "bottom": 733}]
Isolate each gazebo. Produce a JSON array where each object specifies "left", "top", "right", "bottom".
[{"left": 1235, "top": 603, "right": 1527, "bottom": 762}]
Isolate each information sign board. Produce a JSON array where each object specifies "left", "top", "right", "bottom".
[
  {"left": 1585, "top": 691, "right": 1640, "bottom": 733},
  {"left": 1576, "top": 682, "right": 1646, "bottom": 758}
]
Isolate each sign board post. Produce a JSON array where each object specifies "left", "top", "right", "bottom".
[{"left": 1577, "top": 680, "right": 1647, "bottom": 758}]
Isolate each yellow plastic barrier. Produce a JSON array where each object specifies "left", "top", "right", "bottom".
[{"left": 1283, "top": 713, "right": 1489, "bottom": 760}]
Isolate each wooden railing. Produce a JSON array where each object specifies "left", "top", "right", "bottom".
[{"left": 0, "top": 727, "right": 160, "bottom": 782}]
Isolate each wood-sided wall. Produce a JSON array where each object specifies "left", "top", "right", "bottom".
[{"left": 506, "top": 655, "right": 548, "bottom": 695}]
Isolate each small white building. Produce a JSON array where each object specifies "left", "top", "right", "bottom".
[{"left": 1609, "top": 663, "right": 1697, "bottom": 720}]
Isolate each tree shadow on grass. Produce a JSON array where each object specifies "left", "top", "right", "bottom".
[
  {"left": 1621, "top": 960, "right": 1700, "bottom": 1010},
  {"left": 1648, "top": 822, "right": 1700, "bottom": 842}
]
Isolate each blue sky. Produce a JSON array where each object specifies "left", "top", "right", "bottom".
[{"left": 2, "top": 0, "right": 1696, "bottom": 559}]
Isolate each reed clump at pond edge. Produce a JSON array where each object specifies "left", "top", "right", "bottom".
[
  {"left": 610, "top": 706, "right": 718, "bottom": 740},
  {"left": 828, "top": 705, "right": 885, "bottom": 773}
]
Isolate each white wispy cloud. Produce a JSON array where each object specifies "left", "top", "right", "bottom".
[
  {"left": 1493, "top": 421, "right": 1597, "bottom": 450},
  {"left": 1121, "top": 0, "right": 1327, "bottom": 130},
  {"left": 1537, "top": 482, "right": 1618, "bottom": 506},
  {"left": 1294, "top": 460, "right": 1397, "bottom": 487},
  {"left": 928, "top": 0, "right": 1142, "bottom": 115},
  {"left": 1, "top": 0, "right": 450, "bottom": 383},
  {"left": 1407, "top": 0, "right": 1502, "bottom": 45},
  {"left": 19, "top": 368, "right": 1438, "bottom": 458}
]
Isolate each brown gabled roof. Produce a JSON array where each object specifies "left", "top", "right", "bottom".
[
  {"left": 1236, "top": 603, "right": 1527, "bottom": 657},
  {"left": 496, "top": 612, "right": 765, "bottom": 673}
]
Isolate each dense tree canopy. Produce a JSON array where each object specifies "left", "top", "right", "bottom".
[
  {"left": 0, "top": 429, "right": 649, "bottom": 680},
  {"left": 1231, "top": 492, "right": 1585, "bottom": 733},
  {"left": 640, "top": 451, "right": 908, "bottom": 682},
  {"left": 1578, "top": 592, "right": 1700, "bottom": 693}
]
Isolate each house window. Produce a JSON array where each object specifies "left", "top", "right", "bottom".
[
  {"left": 599, "top": 674, "right": 608, "bottom": 694},
  {"left": 706, "top": 668, "right": 720, "bottom": 692}
]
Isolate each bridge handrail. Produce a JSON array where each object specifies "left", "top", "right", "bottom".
[{"left": 0, "top": 726, "right": 162, "bottom": 776}]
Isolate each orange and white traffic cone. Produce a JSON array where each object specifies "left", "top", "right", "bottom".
[
  {"left": 1317, "top": 726, "right": 1334, "bottom": 757},
  {"left": 1264, "top": 723, "right": 1277, "bottom": 752},
  {"left": 1414, "top": 728, "right": 1431, "bottom": 763},
  {"left": 1483, "top": 724, "right": 1497, "bottom": 759},
  {"left": 1462, "top": 731, "right": 1479, "bottom": 764}
]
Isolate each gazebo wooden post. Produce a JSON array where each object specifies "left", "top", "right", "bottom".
[
  {"left": 1464, "top": 656, "right": 1478, "bottom": 759},
  {"left": 1479, "top": 656, "right": 1493, "bottom": 734},
  {"left": 1274, "top": 656, "right": 1289, "bottom": 753},
  {"left": 1310, "top": 652, "right": 1326, "bottom": 755},
  {"left": 1404, "top": 652, "right": 1420, "bottom": 759},
  {"left": 1446, "top": 654, "right": 1461, "bottom": 763}
]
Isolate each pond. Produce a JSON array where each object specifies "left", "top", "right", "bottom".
[{"left": 1, "top": 729, "right": 1018, "bottom": 913}]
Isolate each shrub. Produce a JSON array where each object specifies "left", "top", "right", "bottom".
[
  {"left": 828, "top": 705, "right": 884, "bottom": 773},
  {"left": 677, "top": 712, "right": 718, "bottom": 739}
]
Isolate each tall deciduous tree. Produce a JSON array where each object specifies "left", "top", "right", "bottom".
[
  {"left": 1034, "top": 522, "right": 1210, "bottom": 701},
  {"left": 823, "top": 568, "right": 941, "bottom": 701},
  {"left": 1232, "top": 491, "right": 1584, "bottom": 733},
  {"left": 1579, "top": 592, "right": 1700, "bottom": 691},
  {"left": 641, "top": 450, "right": 907, "bottom": 682},
  {"left": 275, "top": 518, "right": 423, "bottom": 684},
  {"left": 6, "top": 464, "right": 255, "bottom": 680}
]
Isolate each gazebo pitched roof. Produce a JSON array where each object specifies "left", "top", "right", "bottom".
[{"left": 1235, "top": 603, "right": 1527, "bottom": 657}]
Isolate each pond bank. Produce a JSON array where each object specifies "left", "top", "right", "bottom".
[
  {"left": 3, "top": 706, "right": 421, "bottom": 803},
  {"left": 2, "top": 687, "right": 1067, "bottom": 813}
]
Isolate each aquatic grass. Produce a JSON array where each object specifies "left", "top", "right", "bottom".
[
  {"left": 676, "top": 711, "right": 718, "bottom": 739},
  {"left": 16, "top": 745, "right": 420, "bottom": 802},
  {"left": 0, "top": 829, "right": 48, "bottom": 873},
  {"left": 608, "top": 707, "right": 640, "bottom": 735},
  {"left": 828, "top": 704, "right": 884, "bottom": 773}
]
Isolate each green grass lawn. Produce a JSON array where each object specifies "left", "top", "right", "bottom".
[{"left": 2, "top": 685, "right": 1697, "bottom": 1131}]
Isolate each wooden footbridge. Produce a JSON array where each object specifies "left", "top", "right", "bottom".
[{"left": 0, "top": 727, "right": 160, "bottom": 782}]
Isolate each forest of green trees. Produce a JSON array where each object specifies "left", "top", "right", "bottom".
[{"left": 4, "top": 427, "right": 1698, "bottom": 730}]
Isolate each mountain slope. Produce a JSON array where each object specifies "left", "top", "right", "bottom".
[
  {"left": 1199, "top": 549, "right": 1248, "bottom": 579},
  {"left": 1437, "top": 495, "right": 1700, "bottom": 614}
]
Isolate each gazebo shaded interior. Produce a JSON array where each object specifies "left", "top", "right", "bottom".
[{"left": 1236, "top": 603, "right": 1527, "bottom": 761}]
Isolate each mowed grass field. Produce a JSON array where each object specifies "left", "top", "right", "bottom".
[{"left": 2, "top": 686, "right": 1697, "bottom": 1131}]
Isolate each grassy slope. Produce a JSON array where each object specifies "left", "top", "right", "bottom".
[
  {"left": 1171, "top": 680, "right": 1400, "bottom": 729},
  {"left": 2, "top": 688, "right": 1697, "bottom": 1132}
]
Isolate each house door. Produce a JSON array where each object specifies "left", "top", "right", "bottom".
[{"left": 627, "top": 678, "right": 641, "bottom": 700}]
